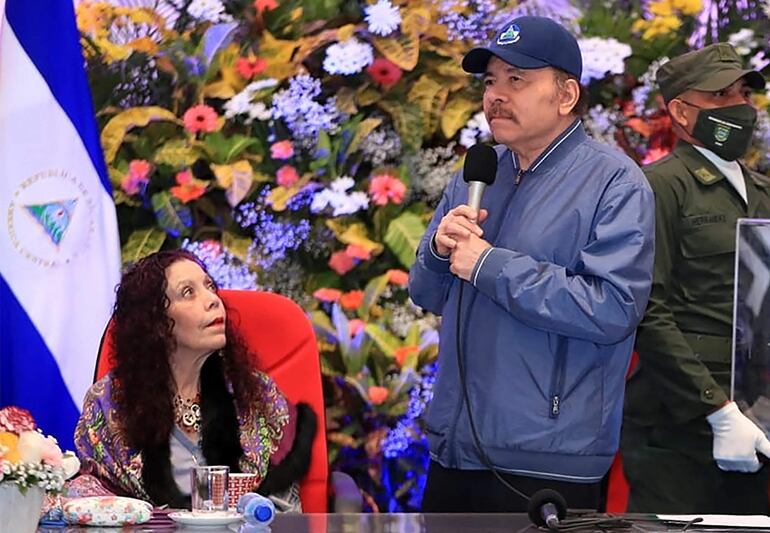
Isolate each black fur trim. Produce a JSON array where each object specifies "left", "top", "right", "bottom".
[
  {"left": 257, "top": 403, "right": 317, "bottom": 496},
  {"left": 140, "top": 440, "right": 189, "bottom": 508},
  {"left": 199, "top": 356, "right": 243, "bottom": 472}
]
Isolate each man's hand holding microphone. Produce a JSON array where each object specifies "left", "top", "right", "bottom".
[{"left": 434, "top": 144, "right": 498, "bottom": 281}]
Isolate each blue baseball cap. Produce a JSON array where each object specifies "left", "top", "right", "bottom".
[{"left": 462, "top": 16, "right": 582, "bottom": 80}]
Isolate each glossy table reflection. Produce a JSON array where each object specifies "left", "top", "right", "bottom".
[{"left": 38, "top": 513, "right": 672, "bottom": 533}]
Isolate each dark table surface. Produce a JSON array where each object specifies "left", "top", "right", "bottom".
[{"left": 37, "top": 512, "right": 719, "bottom": 533}]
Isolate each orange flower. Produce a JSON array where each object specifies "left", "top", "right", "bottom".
[
  {"left": 368, "top": 386, "right": 389, "bottom": 405},
  {"left": 183, "top": 104, "right": 219, "bottom": 134},
  {"left": 254, "top": 0, "right": 278, "bottom": 13},
  {"left": 170, "top": 169, "right": 207, "bottom": 203},
  {"left": 328, "top": 250, "right": 356, "bottom": 275},
  {"left": 236, "top": 56, "right": 268, "bottom": 79},
  {"left": 313, "top": 288, "right": 342, "bottom": 302},
  {"left": 345, "top": 244, "right": 371, "bottom": 261},
  {"left": 340, "top": 290, "right": 364, "bottom": 310},
  {"left": 0, "top": 432, "right": 20, "bottom": 464},
  {"left": 394, "top": 345, "right": 420, "bottom": 368},
  {"left": 386, "top": 269, "right": 409, "bottom": 286}
]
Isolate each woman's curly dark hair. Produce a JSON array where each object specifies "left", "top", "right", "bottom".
[{"left": 110, "top": 249, "right": 262, "bottom": 451}]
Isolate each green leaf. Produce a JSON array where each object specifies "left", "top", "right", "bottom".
[
  {"left": 378, "top": 101, "right": 423, "bottom": 153},
  {"left": 153, "top": 139, "right": 200, "bottom": 167},
  {"left": 222, "top": 231, "right": 253, "bottom": 263},
  {"left": 358, "top": 274, "right": 389, "bottom": 320},
  {"left": 364, "top": 324, "right": 401, "bottom": 358},
  {"left": 121, "top": 227, "right": 166, "bottom": 266},
  {"left": 203, "top": 132, "right": 260, "bottom": 164},
  {"left": 310, "top": 310, "right": 338, "bottom": 342},
  {"left": 384, "top": 212, "right": 426, "bottom": 269},
  {"left": 151, "top": 191, "right": 193, "bottom": 238},
  {"left": 405, "top": 323, "right": 421, "bottom": 347}
]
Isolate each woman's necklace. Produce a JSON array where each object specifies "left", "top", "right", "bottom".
[{"left": 173, "top": 393, "right": 201, "bottom": 432}]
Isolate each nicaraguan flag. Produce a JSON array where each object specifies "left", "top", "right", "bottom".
[{"left": 0, "top": 0, "right": 121, "bottom": 449}]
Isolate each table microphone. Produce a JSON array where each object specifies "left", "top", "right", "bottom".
[
  {"left": 463, "top": 144, "right": 498, "bottom": 212},
  {"left": 528, "top": 489, "right": 567, "bottom": 531}
]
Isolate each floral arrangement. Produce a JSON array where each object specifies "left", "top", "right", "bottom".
[
  {"left": 75, "top": 0, "right": 770, "bottom": 511},
  {"left": 0, "top": 407, "right": 79, "bottom": 494}
]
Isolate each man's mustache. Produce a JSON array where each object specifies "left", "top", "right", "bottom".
[{"left": 487, "top": 106, "right": 517, "bottom": 123}]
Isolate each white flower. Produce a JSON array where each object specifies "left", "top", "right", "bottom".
[
  {"left": 459, "top": 111, "right": 491, "bottom": 148},
  {"left": 188, "top": 0, "right": 232, "bottom": 23},
  {"left": 323, "top": 38, "right": 374, "bottom": 75},
  {"left": 224, "top": 80, "right": 278, "bottom": 123},
  {"left": 330, "top": 176, "right": 355, "bottom": 193},
  {"left": 728, "top": 28, "right": 757, "bottom": 56},
  {"left": 365, "top": 0, "right": 402, "bottom": 37},
  {"left": 578, "top": 37, "right": 632, "bottom": 84},
  {"left": 61, "top": 453, "right": 80, "bottom": 480},
  {"left": 17, "top": 431, "right": 46, "bottom": 464}
]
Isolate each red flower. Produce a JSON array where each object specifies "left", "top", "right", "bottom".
[
  {"left": 340, "top": 290, "right": 364, "bottom": 310},
  {"left": 368, "top": 386, "right": 389, "bottom": 405},
  {"left": 236, "top": 57, "right": 268, "bottom": 79},
  {"left": 254, "top": 0, "right": 278, "bottom": 13},
  {"left": 394, "top": 345, "right": 419, "bottom": 368},
  {"left": 369, "top": 173, "right": 407, "bottom": 206},
  {"left": 345, "top": 244, "right": 371, "bottom": 261},
  {"left": 367, "top": 58, "right": 402, "bottom": 88},
  {"left": 276, "top": 165, "right": 300, "bottom": 187}
]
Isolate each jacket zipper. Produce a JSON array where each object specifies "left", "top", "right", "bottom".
[{"left": 548, "top": 337, "right": 568, "bottom": 418}]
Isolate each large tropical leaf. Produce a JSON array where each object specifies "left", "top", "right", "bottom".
[
  {"left": 407, "top": 74, "right": 449, "bottom": 138},
  {"left": 153, "top": 139, "right": 200, "bottom": 167},
  {"left": 441, "top": 96, "right": 479, "bottom": 138},
  {"left": 384, "top": 212, "right": 425, "bottom": 269},
  {"left": 371, "top": 32, "right": 420, "bottom": 71},
  {"left": 347, "top": 118, "right": 382, "bottom": 156},
  {"left": 378, "top": 101, "right": 422, "bottom": 153},
  {"left": 101, "top": 107, "right": 179, "bottom": 163},
  {"left": 120, "top": 227, "right": 166, "bottom": 265},
  {"left": 364, "top": 324, "right": 401, "bottom": 358},
  {"left": 325, "top": 221, "right": 384, "bottom": 255},
  {"left": 151, "top": 191, "right": 192, "bottom": 237},
  {"left": 359, "top": 274, "right": 389, "bottom": 320}
]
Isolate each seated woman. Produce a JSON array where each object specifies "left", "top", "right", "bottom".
[{"left": 73, "top": 250, "right": 316, "bottom": 510}]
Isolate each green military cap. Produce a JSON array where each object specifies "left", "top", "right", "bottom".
[{"left": 656, "top": 43, "right": 765, "bottom": 103}]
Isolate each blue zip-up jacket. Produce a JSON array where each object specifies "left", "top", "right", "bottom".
[{"left": 409, "top": 121, "right": 655, "bottom": 482}]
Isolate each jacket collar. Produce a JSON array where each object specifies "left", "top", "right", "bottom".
[
  {"left": 672, "top": 141, "right": 726, "bottom": 186},
  {"left": 510, "top": 119, "right": 586, "bottom": 175}
]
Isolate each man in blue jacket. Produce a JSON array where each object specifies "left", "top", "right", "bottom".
[{"left": 409, "top": 16, "right": 655, "bottom": 512}]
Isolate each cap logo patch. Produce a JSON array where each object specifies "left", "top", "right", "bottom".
[{"left": 497, "top": 24, "right": 520, "bottom": 45}]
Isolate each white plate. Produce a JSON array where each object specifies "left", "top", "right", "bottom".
[{"left": 168, "top": 511, "right": 243, "bottom": 526}]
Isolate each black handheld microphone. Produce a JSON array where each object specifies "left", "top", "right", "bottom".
[
  {"left": 528, "top": 489, "right": 567, "bottom": 531},
  {"left": 462, "top": 144, "right": 498, "bottom": 212}
]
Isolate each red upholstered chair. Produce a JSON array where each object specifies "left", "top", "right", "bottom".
[{"left": 94, "top": 290, "right": 329, "bottom": 513}]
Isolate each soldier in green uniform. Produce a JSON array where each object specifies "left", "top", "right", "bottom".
[{"left": 622, "top": 43, "right": 770, "bottom": 513}]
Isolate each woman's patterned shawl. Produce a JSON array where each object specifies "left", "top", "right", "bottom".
[{"left": 73, "top": 371, "right": 294, "bottom": 501}]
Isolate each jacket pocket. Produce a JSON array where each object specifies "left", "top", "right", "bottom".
[{"left": 679, "top": 219, "right": 734, "bottom": 258}]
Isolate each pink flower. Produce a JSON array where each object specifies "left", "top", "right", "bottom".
[
  {"left": 328, "top": 250, "right": 356, "bottom": 275},
  {"left": 254, "top": 0, "right": 278, "bottom": 13},
  {"left": 387, "top": 269, "right": 409, "bottom": 286},
  {"left": 313, "top": 288, "right": 342, "bottom": 302},
  {"left": 276, "top": 165, "right": 300, "bottom": 187},
  {"left": 120, "top": 159, "right": 152, "bottom": 195},
  {"left": 368, "top": 386, "right": 389, "bottom": 405},
  {"left": 345, "top": 244, "right": 371, "bottom": 261},
  {"left": 270, "top": 140, "right": 294, "bottom": 160},
  {"left": 369, "top": 173, "right": 406, "bottom": 206},
  {"left": 349, "top": 319, "right": 365, "bottom": 336},
  {"left": 183, "top": 104, "right": 219, "bottom": 134}
]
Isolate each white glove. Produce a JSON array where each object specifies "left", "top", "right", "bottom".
[{"left": 706, "top": 401, "right": 770, "bottom": 472}]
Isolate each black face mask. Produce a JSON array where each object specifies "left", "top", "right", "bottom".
[{"left": 678, "top": 101, "right": 757, "bottom": 161}]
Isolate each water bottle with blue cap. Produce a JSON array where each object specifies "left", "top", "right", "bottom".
[{"left": 237, "top": 492, "right": 275, "bottom": 528}]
